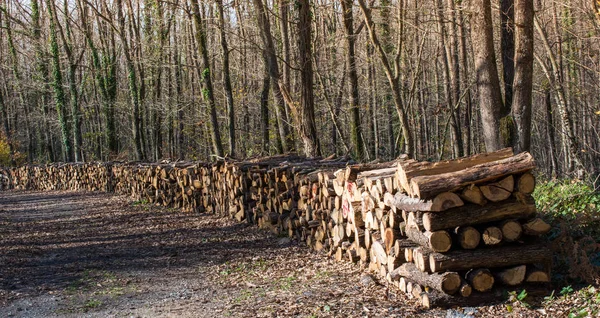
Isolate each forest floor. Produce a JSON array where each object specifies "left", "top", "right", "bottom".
[{"left": 0, "top": 190, "right": 589, "bottom": 317}]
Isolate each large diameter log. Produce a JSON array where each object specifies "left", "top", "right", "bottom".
[
  {"left": 397, "top": 148, "right": 514, "bottom": 194},
  {"left": 500, "top": 219, "right": 523, "bottom": 242},
  {"left": 429, "top": 243, "right": 551, "bottom": 273},
  {"left": 517, "top": 173, "right": 536, "bottom": 194},
  {"left": 411, "top": 152, "right": 535, "bottom": 200},
  {"left": 480, "top": 177, "right": 513, "bottom": 202},
  {"left": 460, "top": 185, "right": 487, "bottom": 206},
  {"left": 422, "top": 197, "right": 537, "bottom": 232},
  {"left": 405, "top": 227, "right": 452, "bottom": 253},
  {"left": 466, "top": 268, "right": 495, "bottom": 292},
  {"left": 384, "top": 192, "right": 464, "bottom": 212},
  {"left": 494, "top": 265, "right": 526, "bottom": 286},
  {"left": 391, "top": 263, "right": 462, "bottom": 295}
]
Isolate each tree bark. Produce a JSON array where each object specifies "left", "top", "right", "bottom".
[
  {"left": 511, "top": 0, "right": 534, "bottom": 153},
  {"left": 472, "top": 0, "right": 504, "bottom": 151},
  {"left": 297, "top": 0, "right": 321, "bottom": 157},
  {"left": 216, "top": 0, "right": 236, "bottom": 157},
  {"left": 191, "top": 0, "right": 224, "bottom": 157},
  {"left": 341, "top": 0, "right": 364, "bottom": 161}
]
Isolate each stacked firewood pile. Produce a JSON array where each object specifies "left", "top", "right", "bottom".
[
  {"left": 1, "top": 148, "right": 551, "bottom": 308},
  {"left": 380, "top": 149, "right": 552, "bottom": 308}
]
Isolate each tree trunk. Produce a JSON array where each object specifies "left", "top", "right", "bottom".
[
  {"left": 500, "top": 0, "right": 514, "bottom": 115},
  {"left": 191, "top": 0, "right": 224, "bottom": 157},
  {"left": 511, "top": 0, "right": 534, "bottom": 154},
  {"left": 46, "top": 0, "right": 73, "bottom": 162},
  {"left": 341, "top": 0, "right": 364, "bottom": 161},
  {"left": 297, "top": 0, "right": 321, "bottom": 157},
  {"left": 116, "top": 0, "right": 144, "bottom": 161},
  {"left": 472, "top": 0, "right": 504, "bottom": 151},
  {"left": 216, "top": 0, "right": 236, "bottom": 157},
  {"left": 252, "top": 0, "right": 292, "bottom": 153}
]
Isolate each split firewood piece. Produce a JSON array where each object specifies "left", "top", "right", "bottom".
[
  {"left": 494, "top": 265, "right": 526, "bottom": 286},
  {"left": 384, "top": 227, "right": 402, "bottom": 253},
  {"left": 407, "top": 212, "right": 424, "bottom": 231},
  {"left": 500, "top": 219, "right": 523, "bottom": 242},
  {"left": 480, "top": 175, "right": 514, "bottom": 202},
  {"left": 384, "top": 192, "right": 464, "bottom": 212},
  {"left": 371, "top": 240, "right": 388, "bottom": 265},
  {"left": 523, "top": 218, "right": 551, "bottom": 236},
  {"left": 412, "top": 247, "right": 432, "bottom": 272},
  {"left": 428, "top": 243, "right": 551, "bottom": 273},
  {"left": 460, "top": 185, "right": 487, "bottom": 206},
  {"left": 405, "top": 227, "right": 452, "bottom": 253},
  {"left": 422, "top": 197, "right": 537, "bottom": 232},
  {"left": 454, "top": 226, "right": 481, "bottom": 250},
  {"left": 466, "top": 268, "right": 495, "bottom": 292},
  {"left": 391, "top": 263, "right": 461, "bottom": 295},
  {"left": 517, "top": 173, "right": 536, "bottom": 194},
  {"left": 482, "top": 226, "right": 503, "bottom": 246},
  {"left": 387, "top": 252, "right": 405, "bottom": 273},
  {"left": 410, "top": 152, "right": 535, "bottom": 200}
]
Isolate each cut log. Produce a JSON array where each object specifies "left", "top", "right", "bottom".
[
  {"left": 525, "top": 268, "right": 550, "bottom": 283},
  {"left": 371, "top": 240, "right": 388, "bottom": 265},
  {"left": 384, "top": 227, "right": 401, "bottom": 253},
  {"left": 482, "top": 226, "right": 503, "bottom": 246},
  {"left": 455, "top": 226, "right": 481, "bottom": 250},
  {"left": 480, "top": 184, "right": 511, "bottom": 202},
  {"left": 407, "top": 211, "right": 424, "bottom": 231},
  {"left": 494, "top": 265, "right": 526, "bottom": 286},
  {"left": 410, "top": 152, "right": 535, "bottom": 199},
  {"left": 384, "top": 192, "right": 464, "bottom": 212},
  {"left": 500, "top": 219, "right": 523, "bottom": 242},
  {"left": 429, "top": 243, "right": 551, "bottom": 272},
  {"left": 466, "top": 268, "right": 495, "bottom": 292},
  {"left": 412, "top": 247, "right": 432, "bottom": 272},
  {"left": 422, "top": 197, "right": 537, "bottom": 231},
  {"left": 460, "top": 185, "right": 487, "bottom": 206},
  {"left": 405, "top": 227, "right": 452, "bottom": 253},
  {"left": 387, "top": 253, "right": 405, "bottom": 272},
  {"left": 459, "top": 282, "right": 472, "bottom": 297},
  {"left": 393, "top": 239, "right": 418, "bottom": 257},
  {"left": 397, "top": 148, "right": 515, "bottom": 195},
  {"left": 517, "top": 173, "right": 536, "bottom": 194},
  {"left": 523, "top": 218, "right": 551, "bottom": 236},
  {"left": 391, "top": 263, "right": 462, "bottom": 295}
]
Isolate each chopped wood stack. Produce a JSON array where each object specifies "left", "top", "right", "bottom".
[
  {"left": 383, "top": 149, "right": 552, "bottom": 308},
  {"left": 0, "top": 148, "right": 552, "bottom": 308}
]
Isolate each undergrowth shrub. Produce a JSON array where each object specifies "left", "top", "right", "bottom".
[{"left": 533, "top": 179, "right": 600, "bottom": 285}]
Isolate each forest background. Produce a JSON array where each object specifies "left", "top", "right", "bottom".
[{"left": 0, "top": 0, "right": 599, "bottom": 183}]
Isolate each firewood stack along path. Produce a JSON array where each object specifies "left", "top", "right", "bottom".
[{"left": 0, "top": 148, "right": 552, "bottom": 308}]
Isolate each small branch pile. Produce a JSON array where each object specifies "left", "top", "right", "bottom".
[{"left": 0, "top": 148, "right": 552, "bottom": 308}]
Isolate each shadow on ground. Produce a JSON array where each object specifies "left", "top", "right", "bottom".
[{"left": 0, "top": 191, "right": 282, "bottom": 301}]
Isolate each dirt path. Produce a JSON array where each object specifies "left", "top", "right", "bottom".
[
  {"left": 0, "top": 190, "right": 427, "bottom": 317},
  {"left": 0, "top": 190, "right": 530, "bottom": 317}
]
